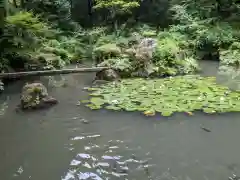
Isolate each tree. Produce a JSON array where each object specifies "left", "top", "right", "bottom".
[
  {"left": 0, "top": 0, "right": 7, "bottom": 34},
  {"left": 24, "top": 0, "right": 79, "bottom": 32},
  {"left": 93, "top": 0, "right": 139, "bottom": 30},
  {"left": 138, "top": 0, "right": 169, "bottom": 31}
]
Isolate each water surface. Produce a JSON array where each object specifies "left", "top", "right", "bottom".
[{"left": 0, "top": 62, "right": 240, "bottom": 180}]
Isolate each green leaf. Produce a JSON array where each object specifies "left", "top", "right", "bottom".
[
  {"left": 84, "top": 76, "right": 240, "bottom": 117},
  {"left": 161, "top": 111, "right": 173, "bottom": 117}
]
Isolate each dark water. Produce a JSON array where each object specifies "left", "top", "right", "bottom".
[{"left": 0, "top": 61, "right": 240, "bottom": 180}]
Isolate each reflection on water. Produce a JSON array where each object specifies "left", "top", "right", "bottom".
[
  {"left": 0, "top": 64, "right": 240, "bottom": 180},
  {"left": 199, "top": 60, "right": 240, "bottom": 90},
  {"left": 217, "top": 67, "right": 240, "bottom": 91},
  {"left": 63, "top": 137, "right": 154, "bottom": 180}
]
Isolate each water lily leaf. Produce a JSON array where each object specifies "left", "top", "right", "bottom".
[
  {"left": 87, "top": 87, "right": 99, "bottom": 91},
  {"left": 81, "top": 100, "right": 90, "bottom": 103},
  {"left": 90, "top": 97, "right": 105, "bottom": 106},
  {"left": 125, "top": 106, "right": 137, "bottom": 111},
  {"left": 86, "top": 104, "right": 101, "bottom": 110},
  {"left": 161, "top": 111, "right": 173, "bottom": 117},
  {"left": 185, "top": 111, "right": 194, "bottom": 116},
  {"left": 143, "top": 110, "right": 156, "bottom": 116},
  {"left": 203, "top": 108, "right": 216, "bottom": 114},
  {"left": 105, "top": 105, "right": 121, "bottom": 110},
  {"left": 89, "top": 93, "right": 101, "bottom": 96},
  {"left": 83, "top": 76, "right": 240, "bottom": 116}
]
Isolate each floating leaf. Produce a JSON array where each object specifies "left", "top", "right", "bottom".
[
  {"left": 143, "top": 110, "right": 156, "bottom": 116},
  {"left": 86, "top": 104, "right": 101, "bottom": 110},
  {"left": 82, "top": 75, "right": 240, "bottom": 116},
  {"left": 90, "top": 97, "right": 105, "bottom": 106},
  {"left": 105, "top": 105, "right": 121, "bottom": 110},
  {"left": 161, "top": 111, "right": 173, "bottom": 117},
  {"left": 185, "top": 112, "right": 194, "bottom": 116},
  {"left": 86, "top": 88, "right": 99, "bottom": 91},
  {"left": 203, "top": 108, "right": 216, "bottom": 114},
  {"left": 81, "top": 100, "right": 90, "bottom": 103}
]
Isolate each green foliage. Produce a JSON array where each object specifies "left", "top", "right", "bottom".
[
  {"left": 169, "top": 5, "right": 237, "bottom": 48},
  {"left": 83, "top": 75, "right": 240, "bottom": 115},
  {"left": 98, "top": 56, "right": 133, "bottom": 74},
  {"left": 153, "top": 32, "right": 199, "bottom": 76},
  {"left": 5, "top": 11, "right": 51, "bottom": 51},
  {"left": 94, "top": 0, "right": 140, "bottom": 30},
  {"left": 138, "top": 0, "right": 169, "bottom": 28},
  {"left": 0, "top": 11, "right": 52, "bottom": 71},
  {"left": 24, "top": 0, "right": 77, "bottom": 32},
  {"left": 0, "top": 11, "right": 87, "bottom": 72},
  {"left": 167, "top": 3, "right": 240, "bottom": 64},
  {"left": 93, "top": 43, "right": 121, "bottom": 62},
  {"left": 219, "top": 42, "right": 240, "bottom": 68},
  {"left": 91, "top": 25, "right": 199, "bottom": 78},
  {"left": 6, "top": 11, "right": 50, "bottom": 35},
  {"left": 94, "top": 0, "right": 140, "bottom": 15}
]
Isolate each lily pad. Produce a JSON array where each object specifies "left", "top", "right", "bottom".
[{"left": 81, "top": 75, "right": 240, "bottom": 116}]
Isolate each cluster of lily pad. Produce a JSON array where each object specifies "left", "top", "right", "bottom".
[{"left": 82, "top": 75, "right": 240, "bottom": 116}]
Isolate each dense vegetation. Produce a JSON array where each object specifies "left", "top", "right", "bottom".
[{"left": 0, "top": 0, "right": 240, "bottom": 90}]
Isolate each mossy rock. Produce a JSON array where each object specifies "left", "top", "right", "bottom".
[
  {"left": 95, "top": 69, "right": 120, "bottom": 81},
  {"left": 20, "top": 83, "right": 58, "bottom": 110}
]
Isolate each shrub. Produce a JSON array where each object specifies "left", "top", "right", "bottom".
[
  {"left": 0, "top": 11, "right": 88, "bottom": 71},
  {"left": 93, "top": 43, "right": 122, "bottom": 63},
  {"left": 219, "top": 42, "right": 240, "bottom": 68},
  {"left": 98, "top": 56, "right": 133, "bottom": 76},
  {"left": 152, "top": 32, "right": 199, "bottom": 76},
  {"left": 169, "top": 4, "right": 240, "bottom": 61},
  {"left": 0, "top": 11, "right": 51, "bottom": 71}
]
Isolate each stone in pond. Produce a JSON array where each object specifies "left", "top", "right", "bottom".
[
  {"left": 20, "top": 82, "right": 58, "bottom": 110},
  {"left": 95, "top": 69, "right": 120, "bottom": 81}
]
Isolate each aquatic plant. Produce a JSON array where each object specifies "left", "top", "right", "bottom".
[{"left": 82, "top": 75, "right": 240, "bottom": 116}]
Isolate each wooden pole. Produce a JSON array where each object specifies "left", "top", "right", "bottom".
[{"left": 0, "top": 67, "right": 108, "bottom": 78}]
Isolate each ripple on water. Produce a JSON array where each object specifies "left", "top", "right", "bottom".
[{"left": 62, "top": 138, "right": 155, "bottom": 180}]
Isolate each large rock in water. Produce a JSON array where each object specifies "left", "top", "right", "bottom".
[
  {"left": 134, "top": 38, "right": 158, "bottom": 76},
  {"left": 95, "top": 69, "right": 120, "bottom": 81},
  {"left": 136, "top": 38, "right": 157, "bottom": 58},
  {"left": 20, "top": 83, "right": 58, "bottom": 110}
]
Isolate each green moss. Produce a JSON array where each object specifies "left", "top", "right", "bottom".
[
  {"left": 21, "top": 83, "right": 48, "bottom": 109},
  {"left": 82, "top": 75, "right": 240, "bottom": 116}
]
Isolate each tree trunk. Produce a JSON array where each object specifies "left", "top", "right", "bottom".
[
  {"left": 12, "top": 0, "right": 17, "bottom": 7},
  {"left": 20, "top": 0, "right": 25, "bottom": 8},
  {"left": 0, "top": 0, "right": 6, "bottom": 41},
  {"left": 114, "top": 19, "right": 118, "bottom": 32}
]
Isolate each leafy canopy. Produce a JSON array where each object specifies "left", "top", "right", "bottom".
[{"left": 94, "top": 0, "right": 140, "bottom": 15}]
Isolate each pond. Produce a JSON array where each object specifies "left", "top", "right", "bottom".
[{"left": 0, "top": 61, "right": 240, "bottom": 180}]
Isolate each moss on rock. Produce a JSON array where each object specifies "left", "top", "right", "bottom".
[{"left": 20, "top": 82, "right": 58, "bottom": 110}]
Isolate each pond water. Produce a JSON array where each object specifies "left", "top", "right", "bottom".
[{"left": 0, "top": 61, "right": 240, "bottom": 180}]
